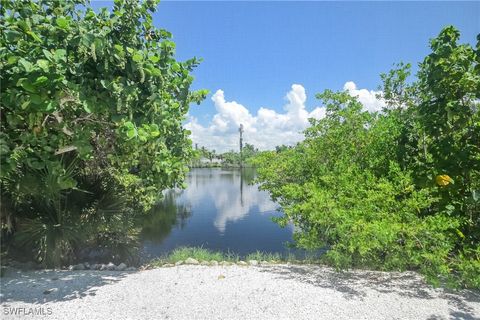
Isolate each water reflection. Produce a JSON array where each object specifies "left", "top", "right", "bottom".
[
  {"left": 184, "top": 168, "right": 277, "bottom": 233},
  {"left": 138, "top": 190, "right": 192, "bottom": 243},
  {"left": 138, "top": 168, "right": 293, "bottom": 257}
]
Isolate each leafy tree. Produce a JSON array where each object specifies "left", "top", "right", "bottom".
[
  {"left": 242, "top": 143, "right": 258, "bottom": 161},
  {"left": 254, "top": 26, "right": 480, "bottom": 288},
  {"left": 0, "top": 0, "right": 207, "bottom": 266},
  {"left": 275, "top": 144, "right": 292, "bottom": 153},
  {"left": 1, "top": 0, "right": 207, "bottom": 210},
  {"left": 221, "top": 145, "right": 259, "bottom": 167},
  {"left": 1, "top": 0, "right": 209, "bottom": 207},
  {"left": 220, "top": 150, "right": 240, "bottom": 166},
  {"left": 417, "top": 26, "right": 480, "bottom": 234}
]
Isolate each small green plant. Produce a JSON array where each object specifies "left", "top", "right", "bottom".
[
  {"left": 148, "top": 246, "right": 323, "bottom": 267},
  {"left": 151, "top": 247, "right": 226, "bottom": 265},
  {"left": 245, "top": 251, "right": 281, "bottom": 262}
]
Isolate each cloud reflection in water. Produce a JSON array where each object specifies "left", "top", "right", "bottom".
[{"left": 180, "top": 168, "right": 278, "bottom": 233}]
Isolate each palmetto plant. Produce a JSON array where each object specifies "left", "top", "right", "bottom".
[
  {"left": 5, "top": 158, "right": 130, "bottom": 268},
  {"left": 6, "top": 159, "right": 81, "bottom": 267},
  {"left": 15, "top": 214, "right": 81, "bottom": 268}
]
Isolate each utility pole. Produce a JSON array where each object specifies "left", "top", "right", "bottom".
[
  {"left": 239, "top": 124, "right": 244, "bottom": 168},
  {"left": 239, "top": 124, "right": 244, "bottom": 205}
]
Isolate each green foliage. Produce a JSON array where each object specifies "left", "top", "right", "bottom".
[
  {"left": 150, "top": 247, "right": 291, "bottom": 266},
  {"left": 245, "top": 251, "right": 281, "bottom": 262},
  {"left": 1, "top": 0, "right": 207, "bottom": 211},
  {"left": 417, "top": 26, "right": 480, "bottom": 248},
  {"left": 151, "top": 247, "right": 227, "bottom": 265},
  {"left": 138, "top": 190, "right": 191, "bottom": 243},
  {"left": 190, "top": 144, "right": 260, "bottom": 168},
  {"left": 221, "top": 144, "right": 260, "bottom": 167},
  {"left": 0, "top": 0, "right": 206, "bottom": 265},
  {"left": 190, "top": 146, "right": 220, "bottom": 167},
  {"left": 254, "top": 26, "right": 480, "bottom": 288},
  {"left": 220, "top": 150, "right": 241, "bottom": 167},
  {"left": 2, "top": 159, "right": 130, "bottom": 267},
  {"left": 4, "top": 159, "right": 82, "bottom": 267}
]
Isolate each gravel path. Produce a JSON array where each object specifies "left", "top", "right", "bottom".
[{"left": 1, "top": 264, "right": 479, "bottom": 320}]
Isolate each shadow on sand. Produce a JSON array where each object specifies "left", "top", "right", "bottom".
[
  {"left": 259, "top": 264, "right": 480, "bottom": 320},
  {"left": 0, "top": 269, "right": 135, "bottom": 305}
]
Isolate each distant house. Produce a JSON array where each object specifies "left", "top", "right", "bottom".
[{"left": 200, "top": 157, "right": 222, "bottom": 164}]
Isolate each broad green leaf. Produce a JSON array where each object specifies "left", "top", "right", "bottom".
[
  {"left": 27, "top": 31, "right": 42, "bottom": 42},
  {"left": 4, "top": 30, "right": 22, "bottom": 42},
  {"left": 37, "top": 59, "right": 50, "bottom": 71},
  {"left": 43, "top": 49, "right": 54, "bottom": 61},
  {"left": 54, "top": 49, "right": 67, "bottom": 62},
  {"left": 30, "top": 94, "right": 43, "bottom": 105},
  {"left": 172, "top": 63, "right": 180, "bottom": 72},
  {"left": 148, "top": 55, "right": 160, "bottom": 63},
  {"left": 126, "top": 128, "right": 136, "bottom": 139},
  {"left": 20, "top": 81, "right": 37, "bottom": 93},
  {"left": 17, "top": 20, "right": 30, "bottom": 32},
  {"left": 83, "top": 102, "right": 92, "bottom": 113},
  {"left": 21, "top": 100, "right": 30, "bottom": 110},
  {"left": 34, "top": 76, "right": 48, "bottom": 86},
  {"left": 56, "top": 16, "right": 70, "bottom": 29},
  {"left": 45, "top": 101, "right": 57, "bottom": 112},
  {"left": 18, "top": 59, "right": 33, "bottom": 72},
  {"left": 7, "top": 56, "right": 18, "bottom": 64},
  {"left": 26, "top": 158, "right": 45, "bottom": 170},
  {"left": 57, "top": 176, "right": 77, "bottom": 189},
  {"left": 132, "top": 53, "right": 143, "bottom": 62},
  {"left": 151, "top": 67, "right": 161, "bottom": 76}
]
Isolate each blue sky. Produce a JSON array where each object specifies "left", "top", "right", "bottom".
[{"left": 93, "top": 1, "right": 479, "bottom": 151}]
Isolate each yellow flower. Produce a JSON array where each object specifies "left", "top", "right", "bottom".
[{"left": 436, "top": 174, "right": 454, "bottom": 186}]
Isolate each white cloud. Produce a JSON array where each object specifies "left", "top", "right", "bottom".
[
  {"left": 185, "top": 82, "right": 384, "bottom": 152},
  {"left": 343, "top": 81, "right": 385, "bottom": 113}
]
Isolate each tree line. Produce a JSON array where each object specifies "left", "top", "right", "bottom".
[{"left": 191, "top": 143, "right": 259, "bottom": 167}]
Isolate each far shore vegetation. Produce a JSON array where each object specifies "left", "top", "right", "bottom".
[{"left": 189, "top": 143, "right": 260, "bottom": 168}]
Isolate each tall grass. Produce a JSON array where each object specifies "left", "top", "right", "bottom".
[
  {"left": 149, "top": 246, "right": 322, "bottom": 266},
  {"left": 151, "top": 247, "right": 226, "bottom": 265},
  {"left": 245, "top": 251, "right": 281, "bottom": 262}
]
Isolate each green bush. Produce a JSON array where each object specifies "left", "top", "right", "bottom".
[
  {"left": 254, "top": 26, "right": 480, "bottom": 288},
  {"left": 0, "top": 0, "right": 206, "bottom": 266}
]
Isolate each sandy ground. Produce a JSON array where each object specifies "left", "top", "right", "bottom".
[{"left": 1, "top": 264, "right": 479, "bottom": 320}]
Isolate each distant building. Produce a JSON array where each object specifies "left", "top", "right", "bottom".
[{"left": 199, "top": 157, "right": 222, "bottom": 164}]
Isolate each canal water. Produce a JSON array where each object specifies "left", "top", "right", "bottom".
[{"left": 138, "top": 167, "right": 295, "bottom": 259}]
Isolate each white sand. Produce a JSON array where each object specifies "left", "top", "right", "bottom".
[{"left": 1, "top": 264, "right": 479, "bottom": 320}]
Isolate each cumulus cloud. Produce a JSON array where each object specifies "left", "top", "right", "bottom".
[
  {"left": 185, "top": 82, "right": 384, "bottom": 152},
  {"left": 343, "top": 81, "right": 385, "bottom": 113}
]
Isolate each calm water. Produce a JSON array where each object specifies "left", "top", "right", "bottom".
[{"left": 138, "top": 167, "right": 295, "bottom": 258}]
